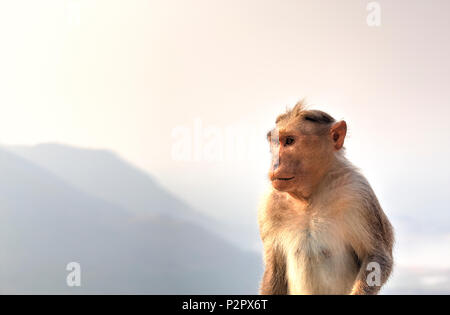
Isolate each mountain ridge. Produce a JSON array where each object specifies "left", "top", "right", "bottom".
[{"left": 0, "top": 146, "right": 263, "bottom": 293}]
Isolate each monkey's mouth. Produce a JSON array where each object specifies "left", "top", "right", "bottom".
[{"left": 274, "top": 177, "right": 295, "bottom": 181}]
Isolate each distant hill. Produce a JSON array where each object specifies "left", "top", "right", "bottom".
[
  {"left": 0, "top": 147, "right": 262, "bottom": 293},
  {"left": 8, "top": 143, "right": 214, "bottom": 224},
  {"left": 8, "top": 143, "right": 260, "bottom": 251}
]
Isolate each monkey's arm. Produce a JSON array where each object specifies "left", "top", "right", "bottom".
[
  {"left": 344, "top": 199, "right": 394, "bottom": 295},
  {"left": 259, "top": 245, "right": 288, "bottom": 295},
  {"left": 350, "top": 248, "right": 393, "bottom": 295}
]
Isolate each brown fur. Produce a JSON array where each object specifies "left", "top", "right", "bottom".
[{"left": 258, "top": 101, "right": 394, "bottom": 295}]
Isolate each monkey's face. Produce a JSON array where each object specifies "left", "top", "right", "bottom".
[{"left": 267, "top": 124, "right": 333, "bottom": 195}]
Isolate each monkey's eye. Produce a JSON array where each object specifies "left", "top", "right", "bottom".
[{"left": 284, "top": 137, "right": 295, "bottom": 146}]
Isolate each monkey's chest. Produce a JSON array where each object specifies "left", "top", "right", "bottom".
[{"left": 280, "top": 222, "right": 358, "bottom": 295}]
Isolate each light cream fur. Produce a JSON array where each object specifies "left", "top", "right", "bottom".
[{"left": 258, "top": 152, "right": 390, "bottom": 294}]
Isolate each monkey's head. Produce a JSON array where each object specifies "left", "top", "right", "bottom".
[{"left": 267, "top": 101, "right": 347, "bottom": 199}]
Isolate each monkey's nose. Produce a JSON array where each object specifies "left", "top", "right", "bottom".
[{"left": 272, "top": 159, "right": 280, "bottom": 170}]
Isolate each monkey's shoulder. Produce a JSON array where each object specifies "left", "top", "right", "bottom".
[
  {"left": 322, "top": 174, "right": 394, "bottom": 252},
  {"left": 323, "top": 171, "right": 384, "bottom": 215}
]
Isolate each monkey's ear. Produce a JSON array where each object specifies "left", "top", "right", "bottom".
[{"left": 330, "top": 120, "right": 347, "bottom": 150}]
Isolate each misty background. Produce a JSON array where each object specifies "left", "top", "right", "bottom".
[{"left": 0, "top": 0, "right": 449, "bottom": 294}]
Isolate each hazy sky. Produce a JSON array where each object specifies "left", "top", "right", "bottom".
[{"left": 1, "top": 0, "right": 450, "bottom": 267}]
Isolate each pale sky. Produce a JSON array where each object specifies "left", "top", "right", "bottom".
[{"left": 1, "top": 0, "right": 450, "bottom": 267}]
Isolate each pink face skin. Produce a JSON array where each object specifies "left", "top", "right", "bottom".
[{"left": 268, "top": 120, "right": 346, "bottom": 200}]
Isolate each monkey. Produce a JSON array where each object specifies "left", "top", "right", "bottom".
[{"left": 258, "top": 100, "right": 394, "bottom": 295}]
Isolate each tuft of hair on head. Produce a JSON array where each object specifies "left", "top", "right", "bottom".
[
  {"left": 275, "top": 99, "right": 337, "bottom": 136},
  {"left": 276, "top": 99, "right": 307, "bottom": 124},
  {"left": 276, "top": 99, "right": 336, "bottom": 124}
]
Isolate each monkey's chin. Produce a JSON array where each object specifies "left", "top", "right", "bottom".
[{"left": 271, "top": 178, "right": 295, "bottom": 192}]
